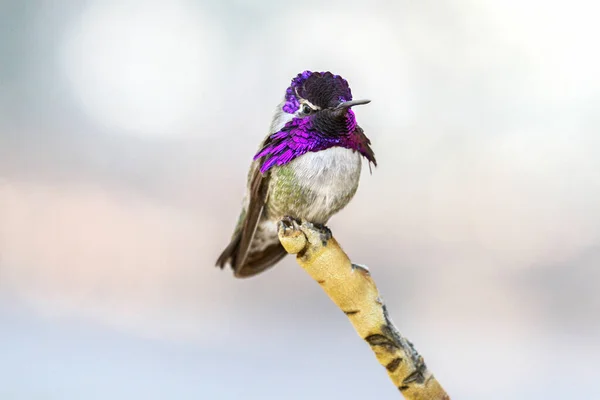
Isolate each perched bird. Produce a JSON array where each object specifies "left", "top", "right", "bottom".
[{"left": 216, "top": 70, "right": 376, "bottom": 278}]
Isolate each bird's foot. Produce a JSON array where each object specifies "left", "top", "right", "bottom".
[
  {"left": 302, "top": 221, "right": 332, "bottom": 246},
  {"left": 281, "top": 215, "right": 301, "bottom": 227},
  {"left": 278, "top": 216, "right": 306, "bottom": 254}
]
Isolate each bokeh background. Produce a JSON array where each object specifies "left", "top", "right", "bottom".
[{"left": 1, "top": 1, "right": 599, "bottom": 398}]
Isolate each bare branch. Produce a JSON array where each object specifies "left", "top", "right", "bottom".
[{"left": 278, "top": 219, "right": 450, "bottom": 399}]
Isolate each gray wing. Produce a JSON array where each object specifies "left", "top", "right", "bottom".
[{"left": 215, "top": 160, "right": 287, "bottom": 278}]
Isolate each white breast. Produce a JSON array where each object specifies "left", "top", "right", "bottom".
[
  {"left": 289, "top": 147, "right": 362, "bottom": 222},
  {"left": 292, "top": 147, "right": 361, "bottom": 185}
]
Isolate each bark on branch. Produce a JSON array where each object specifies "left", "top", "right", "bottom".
[{"left": 277, "top": 219, "right": 450, "bottom": 400}]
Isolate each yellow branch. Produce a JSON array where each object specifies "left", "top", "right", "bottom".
[{"left": 278, "top": 219, "right": 450, "bottom": 400}]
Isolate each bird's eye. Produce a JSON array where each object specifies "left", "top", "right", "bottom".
[{"left": 302, "top": 104, "right": 313, "bottom": 114}]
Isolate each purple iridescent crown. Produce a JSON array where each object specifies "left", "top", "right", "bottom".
[{"left": 283, "top": 71, "right": 353, "bottom": 114}]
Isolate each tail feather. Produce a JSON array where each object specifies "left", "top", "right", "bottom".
[
  {"left": 215, "top": 230, "right": 287, "bottom": 278},
  {"left": 234, "top": 242, "right": 287, "bottom": 278},
  {"left": 215, "top": 231, "right": 242, "bottom": 269}
]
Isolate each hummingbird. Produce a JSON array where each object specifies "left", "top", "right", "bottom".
[{"left": 216, "top": 70, "right": 376, "bottom": 278}]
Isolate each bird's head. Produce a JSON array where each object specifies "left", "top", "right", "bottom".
[
  {"left": 280, "top": 71, "right": 370, "bottom": 136},
  {"left": 255, "top": 71, "right": 375, "bottom": 173}
]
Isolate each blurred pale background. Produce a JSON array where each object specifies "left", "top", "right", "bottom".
[{"left": 1, "top": 1, "right": 599, "bottom": 399}]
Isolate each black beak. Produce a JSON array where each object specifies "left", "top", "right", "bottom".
[{"left": 335, "top": 99, "right": 371, "bottom": 110}]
